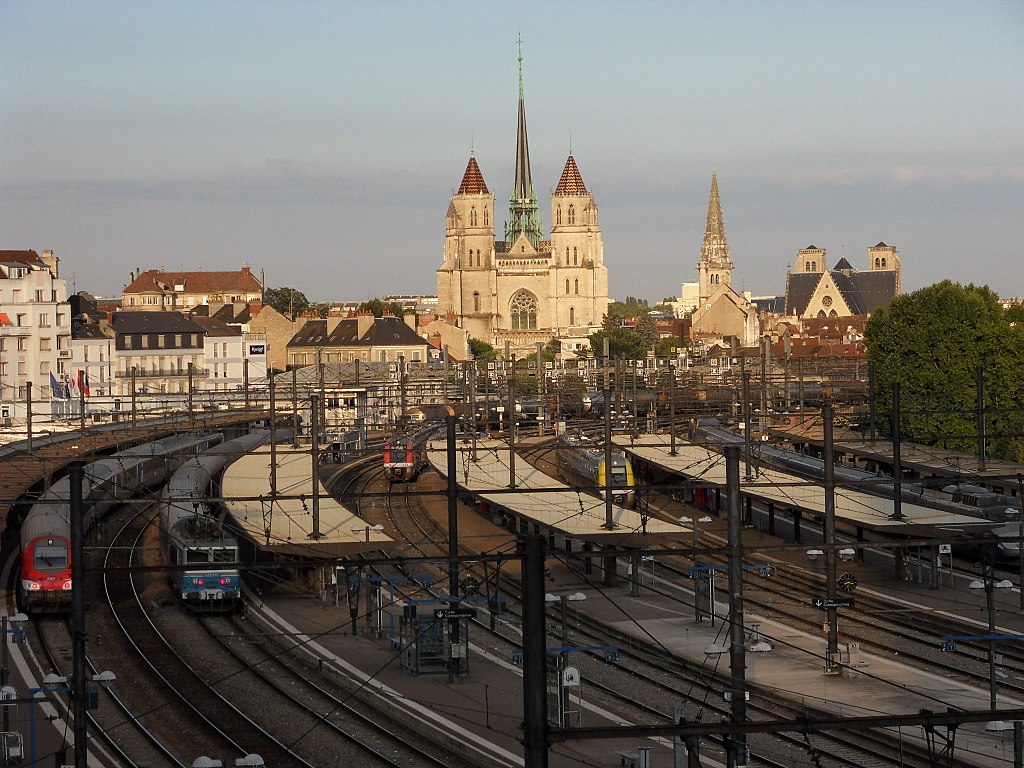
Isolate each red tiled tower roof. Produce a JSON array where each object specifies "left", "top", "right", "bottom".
[
  {"left": 554, "top": 154, "right": 587, "bottom": 196},
  {"left": 457, "top": 155, "right": 489, "bottom": 195}
]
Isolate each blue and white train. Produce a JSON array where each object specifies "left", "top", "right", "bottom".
[
  {"left": 19, "top": 432, "right": 222, "bottom": 613},
  {"left": 160, "top": 430, "right": 270, "bottom": 607}
]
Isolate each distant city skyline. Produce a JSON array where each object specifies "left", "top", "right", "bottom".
[{"left": 2, "top": 1, "right": 1022, "bottom": 304}]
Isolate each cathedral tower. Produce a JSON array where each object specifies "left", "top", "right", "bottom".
[
  {"left": 550, "top": 154, "right": 609, "bottom": 330},
  {"left": 437, "top": 155, "right": 497, "bottom": 342},
  {"left": 697, "top": 171, "right": 734, "bottom": 302}
]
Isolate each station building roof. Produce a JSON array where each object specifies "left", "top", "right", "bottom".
[
  {"left": 222, "top": 448, "right": 392, "bottom": 556},
  {"left": 427, "top": 438, "right": 687, "bottom": 545}
]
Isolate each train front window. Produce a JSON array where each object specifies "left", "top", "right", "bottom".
[
  {"left": 610, "top": 467, "right": 628, "bottom": 486},
  {"left": 34, "top": 545, "right": 68, "bottom": 570},
  {"left": 212, "top": 548, "right": 237, "bottom": 563},
  {"left": 185, "top": 548, "right": 211, "bottom": 564}
]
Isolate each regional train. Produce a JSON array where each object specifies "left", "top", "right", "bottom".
[
  {"left": 160, "top": 430, "right": 271, "bottom": 607},
  {"left": 383, "top": 434, "right": 429, "bottom": 482},
  {"left": 19, "top": 432, "right": 222, "bottom": 613},
  {"left": 557, "top": 431, "right": 636, "bottom": 508}
]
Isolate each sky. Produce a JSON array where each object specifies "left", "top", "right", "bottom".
[{"left": 2, "top": 1, "right": 1023, "bottom": 304}]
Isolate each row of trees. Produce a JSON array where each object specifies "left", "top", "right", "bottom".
[
  {"left": 263, "top": 287, "right": 405, "bottom": 321},
  {"left": 865, "top": 281, "right": 1024, "bottom": 462}
]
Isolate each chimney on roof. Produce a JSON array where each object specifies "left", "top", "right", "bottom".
[
  {"left": 327, "top": 315, "right": 343, "bottom": 335},
  {"left": 41, "top": 250, "right": 59, "bottom": 279},
  {"left": 242, "top": 266, "right": 251, "bottom": 275},
  {"left": 357, "top": 310, "right": 374, "bottom": 338}
]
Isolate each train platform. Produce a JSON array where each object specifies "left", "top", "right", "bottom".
[
  {"left": 616, "top": 434, "right": 995, "bottom": 537},
  {"left": 426, "top": 437, "right": 687, "bottom": 544},
  {"left": 252, "top": 486, "right": 1024, "bottom": 768},
  {"left": 222, "top": 447, "right": 393, "bottom": 556},
  {"left": 766, "top": 423, "right": 1024, "bottom": 486}
]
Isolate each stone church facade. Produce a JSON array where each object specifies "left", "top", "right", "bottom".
[{"left": 436, "top": 55, "right": 609, "bottom": 351}]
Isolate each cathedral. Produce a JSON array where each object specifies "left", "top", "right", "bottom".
[{"left": 436, "top": 53, "right": 610, "bottom": 351}]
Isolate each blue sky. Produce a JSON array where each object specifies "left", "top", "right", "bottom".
[{"left": 2, "top": 1, "right": 1022, "bottom": 304}]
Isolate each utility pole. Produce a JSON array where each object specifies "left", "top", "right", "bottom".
[
  {"left": 309, "top": 393, "right": 321, "bottom": 539},
  {"left": 446, "top": 413, "right": 461, "bottom": 681},
  {"left": 725, "top": 445, "right": 747, "bottom": 767},
  {"left": 187, "top": 362, "right": 194, "bottom": 423},
  {"left": 269, "top": 371, "right": 277, "bottom": 500},
  {"left": 823, "top": 405, "right": 839, "bottom": 671},
  {"left": 243, "top": 358, "right": 249, "bottom": 414},
  {"left": 520, "top": 535, "right": 549, "bottom": 768},
  {"left": 69, "top": 462, "right": 87, "bottom": 768},
  {"left": 508, "top": 354, "right": 517, "bottom": 489}
]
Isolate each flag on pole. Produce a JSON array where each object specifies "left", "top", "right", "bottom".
[
  {"left": 49, "top": 372, "right": 64, "bottom": 398},
  {"left": 69, "top": 373, "right": 80, "bottom": 398},
  {"left": 78, "top": 369, "right": 90, "bottom": 397}
]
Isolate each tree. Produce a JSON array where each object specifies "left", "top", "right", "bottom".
[
  {"left": 312, "top": 302, "right": 330, "bottom": 318},
  {"left": 359, "top": 298, "right": 405, "bottom": 317},
  {"left": 263, "top": 286, "right": 310, "bottom": 320},
  {"left": 635, "top": 312, "right": 659, "bottom": 349},
  {"left": 865, "top": 281, "right": 1024, "bottom": 460},
  {"left": 469, "top": 338, "right": 497, "bottom": 360},
  {"left": 601, "top": 304, "right": 628, "bottom": 331},
  {"left": 589, "top": 326, "right": 647, "bottom": 360}
]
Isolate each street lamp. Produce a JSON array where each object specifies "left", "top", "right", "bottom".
[
  {"left": 1, "top": 613, "right": 27, "bottom": 730},
  {"left": 29, "top": 670, "right": 116, "bottom": 767},
  {"left": 968, "top": 573, "right": 1014, "bottom": 731},
  {"left": 352, "top": 524, "right": 384, "bottom": 542},
  {"left": 544, "top": 592, "right": 587, "bottom": 645},
  {"left": 193, "top": 755, "right": 265, "bottom": 767}
]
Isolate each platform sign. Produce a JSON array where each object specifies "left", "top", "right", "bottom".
[
  {"left": 562, "top": 666, "right": 580, "bottom": 687},
  {"left": 435, "top": 607, "right": 477, "bottom": 620},
  {"left": 812, "top": 597, "right": 854, "bottom": 609},
  {"left": 941, "top": 641, "right": 957, "bottom": 653}
]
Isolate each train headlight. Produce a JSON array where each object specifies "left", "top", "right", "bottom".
[
  {"left": 24, "top": 581, "right": 41, "bottom": 591},
  {"left": 61, "top": 581, "right": 72, "bottom": 590}
]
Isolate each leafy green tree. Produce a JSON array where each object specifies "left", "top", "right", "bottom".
[
  {"left": 1004, "top": 301, "right": 1024, "bottom": 326},
  {"left": 313, "top": 302, "right": 330, "bottom": 318},
  {"left": 469, "top": 338, "right": 497, "bottom": 360},
  {"left": 263, "top": 286, "right": 310, "bottom": 320},
  {"left": 359, "top": 298, "right": 405, "bottom": 317},
  {"left": 865, "top": 281, "right": 1024, "bottom": 460},
  {"left": 601, "top": 303, "right": 628, "bottom": 331},
  {"left": 635, "top": 312, "right": 659, "bottom": 349},
  {"left": 589, "top": 326, "right": 647, "bottom": 360},
  {"left": 654, "top": 336, "right": 678, "bottom": 357}
]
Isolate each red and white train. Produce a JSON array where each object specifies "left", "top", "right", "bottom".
[
  {"left": 383, "top": 435, "right": 427, "bottom": 482},
  {"left": 19, "top": 432, "right": 221, "bottom": 613}
]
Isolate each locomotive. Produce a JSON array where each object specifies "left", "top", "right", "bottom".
[
  {"left": 161, "top": 430, "right": 271, "bottom": 607},
  {"left": 19, "top": 432, "right": 221, "bottom": 613},
  {"left": 557, "top": 431, "right": 636, "bottom": 508},
  {"left": 383, "top": 435, "right": 428, "bottom": 482}
]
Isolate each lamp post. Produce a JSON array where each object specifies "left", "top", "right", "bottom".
[
  {"left": 193, "top": 755, "right": 265, "bottom": 767},
  {"left": 969, "top": 563, "right": 1014, "bottom": 731},
  {"left": 544, "top": 592, "right": 587, "bottom": 646},
  {"left": 29, "top": 670, "right": 116, "bottom": 767},
  {"left": 1, "top": 613, "right": 27, "bottom": 730},
  {"left": 352, "top": 524, "right": 384, "bottom": 543}
]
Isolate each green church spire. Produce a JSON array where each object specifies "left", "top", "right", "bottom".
[{"left": 506, "top": 36, "right": 543, "bottom": 250}]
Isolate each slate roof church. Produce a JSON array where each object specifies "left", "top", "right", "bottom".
[{"left": 784, "top": 243, "right": 902, "bottom": 319}]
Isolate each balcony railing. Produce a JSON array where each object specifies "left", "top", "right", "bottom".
[{"left": 130, "top": 368, "right": 208, "bottom": 379}]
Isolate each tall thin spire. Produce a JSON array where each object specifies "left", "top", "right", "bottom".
[
  {"left": 700, "top": 170, "right": 731, "bottom": 266},
  {"left": 506, "top": 35, "right": 543, "bottom": 249}
]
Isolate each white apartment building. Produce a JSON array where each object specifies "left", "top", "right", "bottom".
[
  {"left": 192, "top": 317, "right": 268, "bottom": 391},
  {"left": 0, "top": 250, "right": 71, "bottom": 415}
]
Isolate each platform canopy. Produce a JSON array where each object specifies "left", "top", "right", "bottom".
[{"left": 222, "top": 448, "right": 392, "bottom": 556}]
